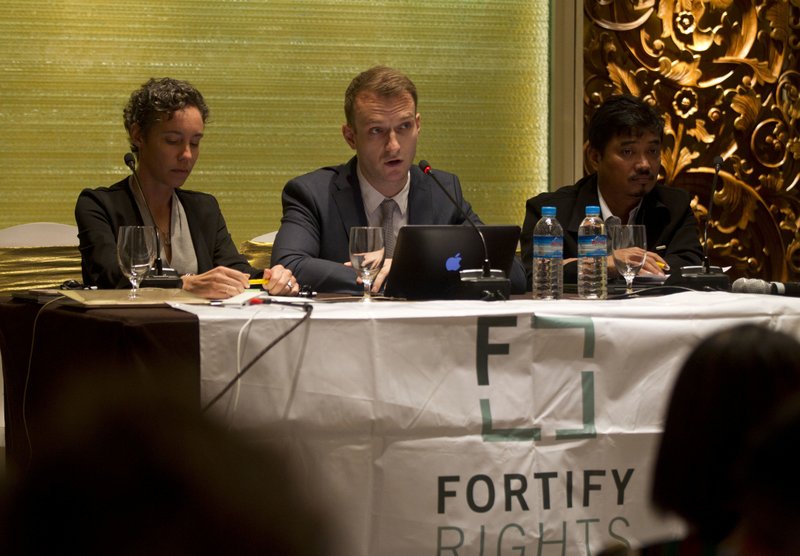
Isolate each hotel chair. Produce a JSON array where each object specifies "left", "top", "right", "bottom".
[
  {"left": 0, "top": 222, "right": 82, "bottom": 294},
  {"left": 0, "top": 222, "right": 81, "bottom": 452},
  {"left": 239, "top": 231, "right": 278, "bottom": 271}
]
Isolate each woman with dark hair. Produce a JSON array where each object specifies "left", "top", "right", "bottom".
[
  {"left": 652, "top": 324, "right": 800, "bottom": 544},
  {"left": 76, "top": 77, "right": 298, "bottom": 299},
  {"left": 602, "top": 324, "right": 800, "bottom": 555},
  {"left": 734, "top": 393, "right": 800, "bottom": 556}
]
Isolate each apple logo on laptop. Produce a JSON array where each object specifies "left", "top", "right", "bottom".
[{"left": 445, "top": 252, "right": 462, "bottom": 271}]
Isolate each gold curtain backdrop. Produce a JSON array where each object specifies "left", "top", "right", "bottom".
[
  {"left": 0, "top": 0, "right": 550, "bottom": 248},
  {"left": 584, "top": 0, "right": 800, "bottom": 282}
]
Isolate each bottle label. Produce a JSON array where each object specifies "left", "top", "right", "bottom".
[
  {"left": 533, "top": 236, "right": 563, "bottom": 259},
  {"left": 578, "top": 235, "right": 607, "bottom": 257}
]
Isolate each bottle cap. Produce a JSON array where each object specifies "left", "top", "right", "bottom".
[
  {"left": 585, "top": 205, "right": 600, "bottom": 216},
  {"left": 542, "top": 206, "right": 556, "bottom": 217}
]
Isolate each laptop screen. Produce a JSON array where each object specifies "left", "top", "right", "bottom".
[{"left": 384, "top": 225, "right": 520, "bottom": 300}]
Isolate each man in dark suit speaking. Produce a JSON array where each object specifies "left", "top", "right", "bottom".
[{"left": 271, "top": 65, "right": 525, "bottom": 295}]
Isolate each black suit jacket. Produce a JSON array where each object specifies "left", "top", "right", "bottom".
[
  {"left": 75, "top": 178, "right": 258, "bottom": 288},
  {"left": 520, "top": 174, "right": 703, "bottom": 287},
  {"left": 272, "top": 157, "right": 526, "bottom": 294}
]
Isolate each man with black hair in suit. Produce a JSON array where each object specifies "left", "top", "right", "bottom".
[{"left": 520, "top": 94, "right": 703, "bottom": 289}]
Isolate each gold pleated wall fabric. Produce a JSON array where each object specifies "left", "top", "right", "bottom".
[{"left": 0, "top": 1, "right": 550, "bottom": 247}]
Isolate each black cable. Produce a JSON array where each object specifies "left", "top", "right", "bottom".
[
  {"left": 201, "top": 299, "right": 313, "bottom": 413},
  {"left": 22, "top": 295, "right": 66, "bottom": 468}
]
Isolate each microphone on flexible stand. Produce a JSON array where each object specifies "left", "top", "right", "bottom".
[
  {"left": 418, "top": 160, "right": 510, "bottom": 300},
  {"left": 124, "top": 153, "right": 162, "bottom": 274},
  {"left": 702, "top": 155, "right": 725, "bottom": 274},
  {"left": 124, "top": 153, "right": 181, "bottom": 287},
  {"left": 668, "top": 155, "right": 731, "bottom": 291}
]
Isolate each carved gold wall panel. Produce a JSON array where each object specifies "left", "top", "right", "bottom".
[{"left": 584, "top": 0, "right": 800, "bottom": 281}]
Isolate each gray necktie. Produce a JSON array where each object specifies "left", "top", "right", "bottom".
[{"left": 380, "top": 198, "right": 397, "bottom": 258}]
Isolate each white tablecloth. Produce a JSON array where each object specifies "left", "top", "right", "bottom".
[{"left": 176, "top": 292, "right": 800, "bottom": 555}]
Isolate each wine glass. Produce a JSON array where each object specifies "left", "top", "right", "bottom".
[
  {"left": 610, "top": 225, "right": 647, "bottom": 294},
  {"left": 349, "top": 227, "right": 385, "bottom": 302},
  {"left": 117, "top": 225, "right": 157, "bottom": 299}
]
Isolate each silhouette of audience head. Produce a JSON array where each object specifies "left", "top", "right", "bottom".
[
  {"left": 652, "top": 324, "right": 800, "bottom": 544},
  {"left": 735, "top": 393, "right": 800, "bottom": 555}
]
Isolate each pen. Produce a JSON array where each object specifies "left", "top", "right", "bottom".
[
  {"left": 249, "top": 278, "right": 270, "bottom": 286},
  {"left": 656, "top": 261, "right": 669, "bottom": 270}
]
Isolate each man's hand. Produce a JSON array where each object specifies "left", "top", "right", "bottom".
[
  {"left": 344, "top": 255, "right": 392, "bottom": 294},
  {"left": 261, "top": 265, "right": 300, "bottom": 296},
  {"left": 606, "top": 251, "right": 668, "bottom": 279},
  {"left": 638, "top": 251, "right": 668, "bottom": 276},
  {"left": 371, "top": 258, "right": 392, "bottom": 293}
]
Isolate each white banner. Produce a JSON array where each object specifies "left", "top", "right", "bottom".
[{"left": 178, "top": 292, "right": 800, "bottom": 555}]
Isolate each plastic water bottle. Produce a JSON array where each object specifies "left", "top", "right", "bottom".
[
  {"left": 578, "top": 205, "right": 607, "bottom": 299},
  {"left": 532, "top": 206, "right": 563, "bottom": 299}
]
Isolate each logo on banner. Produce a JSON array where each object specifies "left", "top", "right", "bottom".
[
  {"left": 476, "top": 315, "right": 596, "bottom": 442},
  {"left": 432, "top": 315, "right": 638, "bottom": 554}
]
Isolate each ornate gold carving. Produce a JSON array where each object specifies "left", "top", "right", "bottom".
[{"left": 584, "top": 0, "right": 800, "bottom": 281}]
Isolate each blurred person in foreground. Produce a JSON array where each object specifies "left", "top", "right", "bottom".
[
  {"left": 75, "top": 77, "right": 299, "bottom": 299},
  {"left": 601, "top": 324, "right": 800, "bottom": 555},
  {"left": 733, "top": 394, "right": 800, "bottom": 555},
  {"left": 270, "top": 65, "right": 526, "bottom": 294},
  {"left": 0, "top": 376, "right": 328, "bottom": 555},
  {"left": 520, "top": 94, "right": 703, "bottom": 289}
]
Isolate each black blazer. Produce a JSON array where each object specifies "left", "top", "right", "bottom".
[
  {"left": 520, "top": 174, "right": 704, "bottom": 287},
  {"left": 271, "top": 157, "right": 526, "bottom": 294},
  {"left": 75, "top": 178, "right": 258, "bottom": 288}
]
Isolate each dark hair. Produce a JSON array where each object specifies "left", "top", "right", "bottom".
[
  {"left": 737, "top": 394, "right": 800, "bottom": 554},
  {"left": 124, "top": 77, "right": 210, "bottom": 154},
  {"left": 587, "top": 94, "right": 664, "bottom": 154},
  {"left": 344, "top": 66, "right": 417, "bottom": 127},
  {"left": 652, "top": 324, "right": 800, "bottom": 543}
]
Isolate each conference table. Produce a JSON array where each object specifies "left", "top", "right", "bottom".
[
  {"left": 0, "top": 295, "right": 199, "bottom": 472},
  {"left": 2, "top": 291, "right": 799, "bottom": 555}
]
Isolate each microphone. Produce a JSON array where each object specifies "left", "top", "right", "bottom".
[
  {"left": 702, "top": 155, "right": 724, "bottom": 273},
  {"left": 418, "top": 160, "right": 510, "bottom": 300},
  {"left": 123, "top": 152, "right": 136, "bottom": 172},
  {"left": 732, "top": 278, "right": 800, "bottom": 297},
  {"left": 669, "top": 155, "right": 731, "bottom": 291},
  {"left": 124, "top": 153, "right": 181, "bottom": 287}
]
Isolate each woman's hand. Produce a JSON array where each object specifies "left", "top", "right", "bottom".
[{"left": 181, "top": 267, "right": 250, "bottom": 299}]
